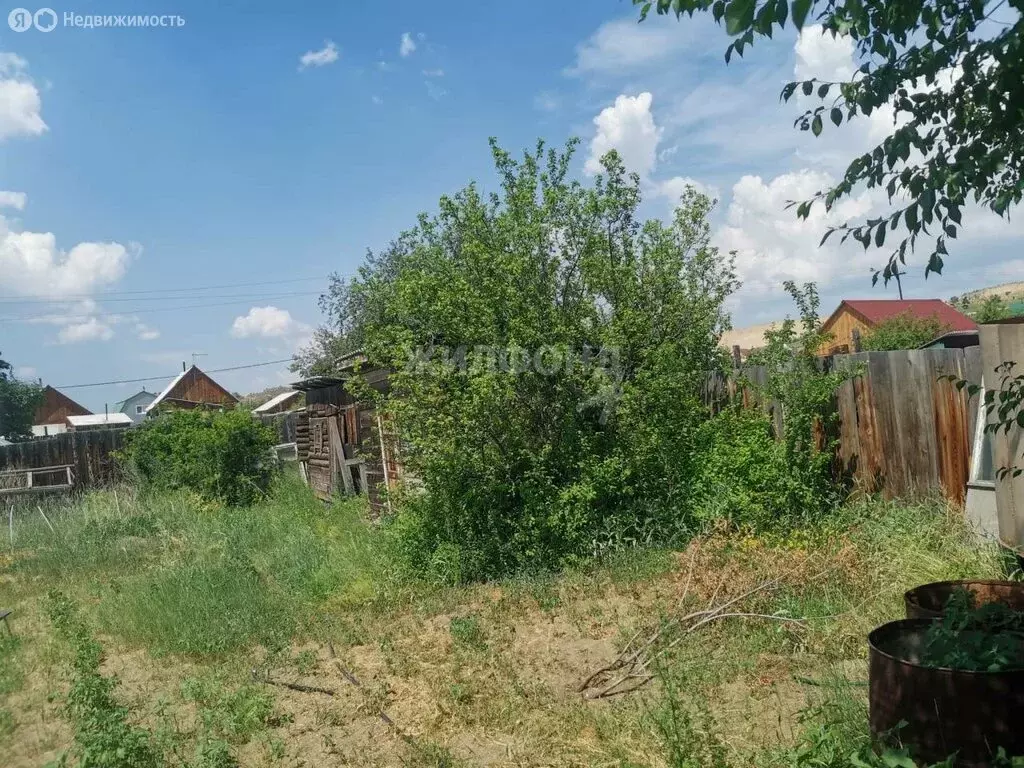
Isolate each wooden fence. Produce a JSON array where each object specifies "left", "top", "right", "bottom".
[
  {"left": 711, "top": 347, "right": 983, "bottom": 504},
  {"left": 0, "top": 430, "right": 127, "bottom": 491}
]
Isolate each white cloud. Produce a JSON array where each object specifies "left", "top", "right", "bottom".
[
  {"left": 16, "top": 366, "right": 36, "bottom": 379},
  {"left": 794, "top": 25, "right": 856, "bottom": 82},
  {"left": 716, "top": 170, "right": 880, "bottom": 295},
  {"left": 231, "top": 306, "right": 310, "bottom": 340},
  {"left": 0, "top": 191, "right": 26, "bottom": 210},
  {"left": 299, "top": 40, "right": 339, "bottom": 70},
  {"left": 0, "top": 212, "right": 135, "bottom": 297},
  {"left": 658, "top": 176, "right": 720, "bottom": 204},
  {"left": 399, "top": 32, "right": 417, "bottom": 57},
  {"left": 135, "top": 322, "right": 160, "bottom": 341},
  {"left": 567, "top": 17, "right": 691, "bottom": 76},
  {"left": 0, "top": 51, "right": 46, "bottom": 141},
  {"left": 422, "top": 68, "right": 444, "bottom": 77},
  {"left": 371, "top": 94, "right": 383, "bottom": 106},
  {"left": 58, "top": 317, "right": 114, "bottom": 344},
  {"left": 585, "top": 92, "right": 662, "bottom": 177}
]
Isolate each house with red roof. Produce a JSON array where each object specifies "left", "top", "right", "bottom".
[{"left": 818, "top": 299, "right": 978, "bottom": 355}]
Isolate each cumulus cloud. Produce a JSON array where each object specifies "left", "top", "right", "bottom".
[
  {"left": 299, "top": 40, "right": 339, "bottom": 70},
  {"left": 422, "top": 68, "right": 444, "bottom": 77},
  {"left": 0, "top": 51, "right": 46, "bottom": 141},
  {"left": 658, "top": 176, "right": 720, "bottom": 205},
  {"left": 585, "top": 92, "right": 662, "bottom": 177},
  {"left": 0, "top": 191, "right": 26, "bottom": 210},
  {"left": 716, "top": 170, "right": 880, "bottom": 294},
  {"left": 231, "top": 306, "right": 310, "bottom": 340},
  {"left": 567, "top": 17, "right": 689, "bottom": 76},
  {"left": 58, "top": 317, "right": 114, "bottom": 344},
  {"left": 794, "top": 25, "right": 856, "bottom": 82},
  {"left": 399, "top": 32, "right": 417, "bottom": 57},
  {"left": 0, "top": 213, "right": 135, "bottom": 297}
]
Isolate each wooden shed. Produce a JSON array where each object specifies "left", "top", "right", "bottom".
[
  {"left": 32, "top": 386, "right": 92, "bottom": 437},
  {"left": 292, "top": 354, "right": 401, "bottom": 514},
  {"left": 146, "top": 365, "right": 239, "bottom": 414}
]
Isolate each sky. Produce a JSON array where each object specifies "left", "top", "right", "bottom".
[{"left": 2, "top": 0, "right": 1022, "bottom": 412}]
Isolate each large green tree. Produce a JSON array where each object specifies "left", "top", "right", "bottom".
[
  {"left": 0, "top": 354, "right": 42, "bottom": 442},
  {"left": 635, "top": 0, "right": 1024, "bottom": 285},
  {"left": 336, "top": 140, "right": 737, "bottom": 581}
]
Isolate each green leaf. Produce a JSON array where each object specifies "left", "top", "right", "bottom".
[
  {"left": 775, "top": 0, "right": 788, "bottom": 26},
  {"left": 874, "top": 224, "right": 885, "bottom": 247},
  {"left": 830, "top": 107, "right": 842, "bottom": 126},
  {"left": 905, "top": 204, "right": 917, "bottom": 230},
  {"left": 724, "top": 0, "right": 755, "bottom": 35},
  {"left": 811, "top": 114, "right": 823, "bottom": 136},
  {"left": 791, "top": 0, "right": 812, "bottom": 29},
  {"left": 802, "top": 80, "right": 814, "bottom": 95}
]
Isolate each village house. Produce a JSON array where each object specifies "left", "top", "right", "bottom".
[
  {"left": 146, "top": 365, "right": 239, "bottom": 415},
  {"left": 116, "top": 389, "right": 157, "bottom": 424},
  {"left": 31, "top": 385, "right": 91, "bottom": 437},
  {"left": 818, "top": 298, "right": 977, "bottom": 355}
]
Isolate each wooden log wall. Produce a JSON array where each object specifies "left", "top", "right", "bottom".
[{"left": 0, "top": 430, "right": 126, "bottom": 489}]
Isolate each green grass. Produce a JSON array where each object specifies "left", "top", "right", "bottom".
[{"left": 0, "top": 477, "right": 1013, "bottom": 767}]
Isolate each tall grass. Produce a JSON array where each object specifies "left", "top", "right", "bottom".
[{"left": 9, "top": 472, "right": 380, "bottom": 656}]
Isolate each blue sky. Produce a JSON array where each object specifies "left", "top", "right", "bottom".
[{"left": 2, "top": 0, "right": 1022, "bottom": 412}]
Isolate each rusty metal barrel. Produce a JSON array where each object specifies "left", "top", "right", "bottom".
[
  {"left": 904, "top": 580, "right": 1024, "bottom": 620},
  {"left": 869, "top": 619, "right": 1024, "bottom": 767}
]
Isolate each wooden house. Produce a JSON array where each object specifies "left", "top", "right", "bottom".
[
  {"left": 819, "top": 299, "right": 977, "bottom": 355},
  {"left": 292, "top": 353, "right": 401, "bottom": 514},
  {"left": 146, "top": 365, "right": 239, "bottom": 415},
  {"left": 32, "top": 386, "right": 91, "bottom": 437}
]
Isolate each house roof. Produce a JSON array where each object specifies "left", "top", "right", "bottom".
[
  {"left": 252, "top": 390, "right": 301, "bottom": 414},
  {"left": 67, "top": 413, "right": 134, "bottom": 427},
  {"left": 291, "top": 375, "right": 348, "bottom": 392},
  {"left": 146, "top": 369, "right": 188, "bottom": 412},
  {"left": 146, "top": 365, "right": 237, "bottom": 413},
  {"left": 826, "top": 299, "right": 978, "bottom": 333}
]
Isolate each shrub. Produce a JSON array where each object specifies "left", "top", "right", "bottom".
[
  {"left": 860, "top": 312, "right": 949, "bottom": 351},
  {"left": 354, "top": 141, "right": 735, "bottom": 581},
  {"left": 123, "top": 409, "right": 277, "bottom": 506}
]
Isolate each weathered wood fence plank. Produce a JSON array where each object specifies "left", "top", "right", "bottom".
[
  {"left": 0, "top": 431, "right": 126, "bottom": 491},
  {"left": 707, "top": 348, "right": 981, "bottom": 504}
]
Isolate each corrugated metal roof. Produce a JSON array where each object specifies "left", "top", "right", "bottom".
[
  {"left": 67, "top": 413, "right": 134, "bottom": 427},
  {"left": 836, "top": 299, "right": 978, "bottom": 332},
  {"left": 291, "top": 376, "right": 348, "bottom": 392},
  {"left": 146, "top": 369, "right": 189, "bottom": 413},
  {"left": 252, "top": 390, "right": 301, "bottom": 414}
]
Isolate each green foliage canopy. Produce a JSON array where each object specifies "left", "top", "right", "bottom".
[
  {"left": 355, "top": 140, "right": 738, "bottom": 581},
  {"left": 860, "top": 312, "right": 950, "bottom": 350},
  {"left": 635, "top": 0, "right": 1024, "bottom": 284},
  {"left": 123, "top": 409, "right": 278, "bottom": 506},
  {"left": 0, "top": 353, "right": 42, "bottom": 442}
]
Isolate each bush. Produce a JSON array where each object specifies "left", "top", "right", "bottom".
[
  {"left": 354, "top": 142, "right": 735, "bottom": 582},
  {"left": 123, "top": 409, "right": 277, "bottom": 506},
  {"left": 860, "top": 312, "right": 949, "bottom": 351}
]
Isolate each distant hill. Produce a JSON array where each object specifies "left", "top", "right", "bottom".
[{"left": 950, "top": 281, "right": 1024, "bottom": 318}]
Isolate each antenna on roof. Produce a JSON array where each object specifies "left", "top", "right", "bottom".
[{"left": 192, "top": 352, "right": 208, "bottom": 367}]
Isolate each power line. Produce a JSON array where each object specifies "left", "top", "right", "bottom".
[
  {"left": 0, "top": 292, "right": 325, "bottom": 323},
  {"left": 0, "top": 290, "right": 327, "bottom": 305},
  {"left": 55, "top": 358, "right": 296, "bottom": 389},
  {"left": 0, "top": 276, "right": 330, "bottom": 301}
]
